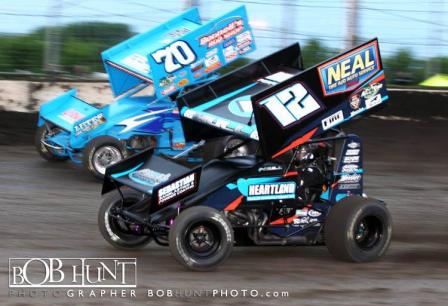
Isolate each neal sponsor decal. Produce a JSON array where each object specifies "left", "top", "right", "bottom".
[{"left": 318, "top": 40, "right": 380, "bottom": 96}]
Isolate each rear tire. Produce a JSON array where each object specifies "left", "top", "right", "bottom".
[
  {"left": 325, "top": 196, "right": 392, "bottom": 262},
  {"left": 169, "top": 206, "right": 234, "bottom": 271},
  {"left": 83, "top": 136, "right": 126, "bottom": 179},
  {"left": 98, "top": 189, "right": 152, "bottom": 249},
  {"left": 35, "top": 125, "right": 68, "bottom": 161}
]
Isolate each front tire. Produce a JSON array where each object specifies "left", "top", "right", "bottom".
[
  {"left": 325, "top": 196, "right": 392, "bottom": 262},
  {"left": 169, "top": 206, "right": 234, "bottom": 271},
  {"left": 83, "top": 136, "right": 126, "bottom": 179},
  {"left": 98, "top": 189, "right": 152, "bottom": 249}
]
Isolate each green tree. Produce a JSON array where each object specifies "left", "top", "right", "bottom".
[
  {"left": 383, "top": 49, "right": 425, "bottom": 85},
  {"left": 301, "top": 39, "right": 337, "bottom": 68}
]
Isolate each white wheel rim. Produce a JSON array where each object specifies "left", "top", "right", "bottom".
[{"left": 93, "top": 146, "right": 122, "bottom": 175}]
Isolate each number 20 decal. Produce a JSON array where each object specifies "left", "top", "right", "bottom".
[
  {"left": 260, "top": 83, "right": 323, "bottom": 128},
  {"left": 151, "top": 41, "right": 196, "bottom": 74}
]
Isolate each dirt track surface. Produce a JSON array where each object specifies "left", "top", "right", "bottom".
[{"left": 0, "top": 118, "right": 447, "bottom": 305}]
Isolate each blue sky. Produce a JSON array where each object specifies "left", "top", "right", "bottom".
[{"left": 0, "top": 0, "right": 447, "bottom": 59}]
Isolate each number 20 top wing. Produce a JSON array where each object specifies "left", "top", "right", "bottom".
[{"left": 102, "top": 5, "right": 256, "bottom": 98}]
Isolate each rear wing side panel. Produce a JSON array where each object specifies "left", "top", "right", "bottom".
[
  {"left": 103, "top": 148, "right": 201, "bottom": 213},
  {"left": 251, "top": 39, "right": 389, "bottom": 159},
  {"left": 177, "top": 43, "right": 303, "bottom": 142}
]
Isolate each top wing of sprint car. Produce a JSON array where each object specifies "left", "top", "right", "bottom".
[
  {"left": 102, "top": 5, "right": 256, "bottom": 98},
  {"left": 177, "top": 38, "right": 389, "bottom": 159},
  {"left": 102, "top": 39, "right": 389, "bottom": 215}
]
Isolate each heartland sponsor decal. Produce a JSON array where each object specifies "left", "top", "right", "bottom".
[
  {"left": 157, "top": 173, "right": 197, "bottom": 205},
  {"left": 322, "top": 110, "right": 344, "bottom": 130},
  {"left": 318, "top": 40, "right": 380, "bottom": 96},
  {"left": 247, "top": 182, "right": 296, "bottom": 201},
  {"left": 74, "top": 113, "right": 106, "bottom": 136}
]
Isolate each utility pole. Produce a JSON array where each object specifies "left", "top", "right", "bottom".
[
  {"left": 425, "top": 0, "right": 444, "bottom": 77},
  {"left": 43, "top": 0, "right": 62, "bottom": 73},
  {"left": 281, "top": 0, "right": 296, "bottom": 45},
  {"left": 345, "top": 0, "right": 359, "bottom": 49},
  {"left": 184, "top": 0, "right": 199, "bottom": 10}
]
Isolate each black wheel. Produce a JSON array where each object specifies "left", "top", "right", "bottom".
[
  {"left": 169, "top": 206, "right": 234, "bottom": 271},
  {"left": 35, "top": 125, "right": 68, "bottom": 161},
  {"left": 203, "top": 136, "right": 256, "bottom": 160},
  {"left": 325, "top": 196, "right": 392, "bottom": 262},
  {"left": 83, "top": 136, "right": 126, "bottom": 179},
  {"left": 98, "top": 189, "right": 152, "bottom": 249}
]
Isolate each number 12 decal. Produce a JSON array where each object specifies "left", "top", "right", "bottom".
[
  {"left": 151, "top": 41, "right": 196, "bottom": 73},
  {"left": 261, "top": 83, "right": 323, "bottom": 128}
]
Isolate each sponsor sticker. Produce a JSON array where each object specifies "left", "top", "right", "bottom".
[
  {"left": 200, "top": 19, "right": 245, "bottom": 49},
  {"left": 343, "top": 156, "right": 360, "bottom": 163},
  {"left": 338, "top": 183, "right": 361, "bottom": 190},
  {"left": 318, "top": 40, "right": 380, "bottom": 96},
  {"left": 308, "top": 209, "right": 322, "bottom": 217},
  {"left": 342, "top": 164, "right": 359, "bottom": 173},
  {"left": 157, "top": 172, "right": 197, "bottom": 205},
  {"left": 322, "top": 110, "right": 344, "bottom": 130},
  {"left": 129, "top": 169, "right": 171, "bottom": 187},
  {"left": 347, "top": 142, "right": 360, "bottom": 149},
  {"left": 361, "top": 83, "right": 383, "bottom": 99},
  {"left": 365, "top": 94, "right": 382, "bottom": 109},
  {"left": 293, "top": 216, "right": 319, "bottom": 225},
  {"left": 74, "top": 113, "right": 106, "bottom": 136},
  {"left": 339, "top": 174, "right": 362, "bottom": 183},
  {"left": 58, "top": 109, "right": 85, "bottom": 124},
  {"left": 346, "top": 149, "right": 360, "bottom": 156},
  {"left": 122, "top": 53, "right": 150, "bottom": 74},
  {"left": 247, "top": 182, "right": 296, "bottom": 201}
]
